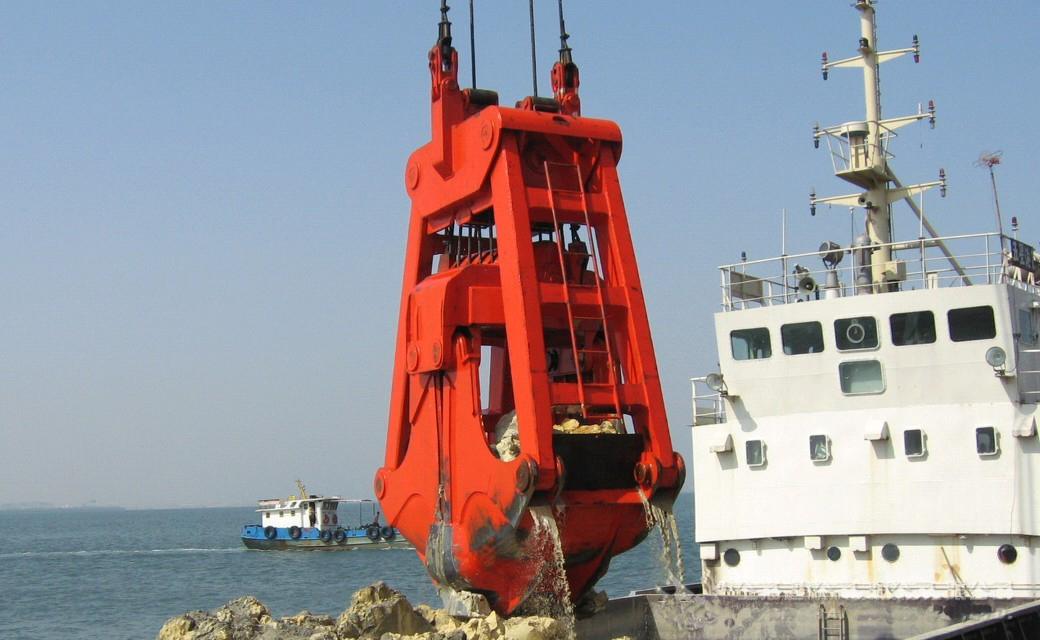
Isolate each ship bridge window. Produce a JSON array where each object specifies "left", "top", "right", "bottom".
[
  {"left": 834, "top": 316, "right": 878, "bottom": 351},
  {"left": 839, "top": 359, "right": 884, "bottom": 395},
  {"left": 731, "top": 327, "right": 772, "bottom": 360},
  {"left": 782, "top": 322, "right": 824, "bottom": 355},
  {"left": 890, "top": 311, "right": 936, "bottom": 346},
  {"left": 948, "top": 306, "right": 996, "bottom": 342}
]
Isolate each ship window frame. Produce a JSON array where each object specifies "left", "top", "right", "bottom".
[
  {"left": 781, "top": 321, "right": 825, "bottom": 355},
  {"left": 730, "top": 327, "right": 772, "bottom": 361},
  {"left": 890, "top": 310, "right": 936, "bottom": 346},
  {"left": 976, "top": 426, "right": 999, "bottom": 456},
  {"left": 903, "top": 429, "right": 926, "bottom": 457},
  {"left": 809, "top": 434, "right": 831, "bottom": 462},
  {"left": 745, "top": 439, "right": 766, "bottom": 467},
  {"left": 834, "top": 316, "right": 879, "bottom": 351},
  {"left": 838, "top": 359, "right": 885, "bottom": 395},
  {"left": 948, "top": 305, "right": 996, "bottom": 343}
]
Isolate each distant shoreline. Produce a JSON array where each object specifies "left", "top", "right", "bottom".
[
  {"left": 0, "top": 505, "right": 126, "bottom": 512},
  {"left": 0, "top": 504, "right": 257, "bottom": 512},
  {"left": 0, "top": 505, "right": 253, "bottom": 509}
]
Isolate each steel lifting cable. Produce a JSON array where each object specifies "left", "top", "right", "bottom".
[
  {"left": 528, "top": 0, "right": 538, "bottom": 96},
  {"left": 469, "top": 0, "right": 476, "bottom": 88},
  {"left": 460, "top": 0, "right": 572, "bottom": 97}
]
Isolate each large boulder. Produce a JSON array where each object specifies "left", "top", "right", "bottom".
[{"left": 335, "top": 582, "right": 434, "bottom": 639}]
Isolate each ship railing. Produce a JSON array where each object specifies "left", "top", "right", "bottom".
[
  {"left": 817, "top": 121, "right": 893, "bottom": 176},
  {"left": 720, "top": 232, "right": 1038, "bottom": 311},
  {"left": 691, "top": 377, "right": 726, "bottom": 425}
]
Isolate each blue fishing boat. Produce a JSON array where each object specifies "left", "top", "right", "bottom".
[{"left": 241, "top": 482, "right": 408, "bottom": 551}]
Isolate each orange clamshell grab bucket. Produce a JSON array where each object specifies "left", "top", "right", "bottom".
[{"left": 375, "top": 31, "right": 684, "bottom": 615}]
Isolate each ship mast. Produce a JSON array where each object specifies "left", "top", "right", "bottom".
[{"left": 812, "top": 0, "right": 951, "bottom": 293}]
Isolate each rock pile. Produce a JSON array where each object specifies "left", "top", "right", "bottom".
[
  {"left": 492, "top": 411, "right": 622, "bottom": 462},
  {"left": 552, "top": 419, "right": 620, "bottom": 435},
  {"left": 156, "top": 582, "right": 569, "bottom": 640}
]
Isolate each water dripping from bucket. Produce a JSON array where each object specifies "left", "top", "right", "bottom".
[
  {"left": 524, "top": 506, "right": 576, "bottom": 637},
  {"left": 637, "top": 488, "right": 686, "bottom": 591}
]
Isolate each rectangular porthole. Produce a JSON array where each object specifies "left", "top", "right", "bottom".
[
  {"left": 903, "top": 429, "right": 926, "bottom": 457},
  {"left": 835, "top": 316, "right": 879, "bottom": 351},
  {"left": 891, "top": 311, "right": 936, "bottom": 346},
  {"left": 976, "top": 426, "right": 999, "bottom": 456},
  {"left": 839, "top": 359, "right": 885, "bottom": 395},
  {"left": 782, "top": 321, "right": 825, "bottom": 355},
  {"left": 731, "top": 327, "right": 772, "bottom": 360},
  {"left": 809, "top": 435, "right": 831, "bottom": 462},
  {"left": 746, "top": 440, "right": 766, "bottom": 467},
  {"left": 948, "top": 306, "right": 996, "bottom": 342}
]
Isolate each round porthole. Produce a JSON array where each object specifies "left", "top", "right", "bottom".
[
  {"left": 723, "top": 548, "right": 741, "bottom": 567},
  {"left": 998, "top": 544, "right": 1018, "bottom": 565},
  {"left": 826, "top": 546, "right": 841, "bottom": 561},
  {"left": 881, "top": 543, "right": 900, "bottom": 563}
]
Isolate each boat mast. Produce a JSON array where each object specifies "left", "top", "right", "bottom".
[
  {"left": 856, "top": 1, "right": 890, "bottom": 288},
  {"left": 813, "top": 0, "right": 949, "bottom": 293}
]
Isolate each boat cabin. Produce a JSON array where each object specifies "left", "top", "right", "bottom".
[{"left": 257, "top": 495, "right": 342, "bottom": 531}]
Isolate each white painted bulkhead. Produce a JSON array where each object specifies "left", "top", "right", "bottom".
[{"left": 693, "top": 283, "right": 1040, "bottom": 598}]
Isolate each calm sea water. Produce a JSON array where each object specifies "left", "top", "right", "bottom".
[{"left": 0, "top": 493, "right": 696, "bottom": 640}]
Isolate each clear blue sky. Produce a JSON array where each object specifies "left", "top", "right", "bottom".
[{"left": 2, "top": 2, "right": 1036, "bottom": 507}]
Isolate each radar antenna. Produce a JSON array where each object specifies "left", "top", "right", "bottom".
[{"left": 975, "top": 150, "right": 1005, "bottom": 239}]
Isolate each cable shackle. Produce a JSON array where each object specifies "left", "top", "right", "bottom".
[
  {"left": 437, "top": 0, "right": 453, "bottom": 72},
  {"left": 557, "top": 0, "right": 572, "bottom": 65}
]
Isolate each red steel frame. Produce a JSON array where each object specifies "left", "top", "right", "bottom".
[{"left": 375, "top": 33, "right": 684, "bottom": 615}]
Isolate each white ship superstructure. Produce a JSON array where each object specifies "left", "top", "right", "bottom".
[{"left": 693, "top": 0, "right": 1040, "bottom": 604}]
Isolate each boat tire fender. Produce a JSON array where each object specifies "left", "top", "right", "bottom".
[
  {"left": 333, "top": 529, "right": 346, "bottom": 543},
  {"left": 289, "top": 526, "right": 302, "bottom": 540},
  {"left": 319, "top": 529, "right": 332, "bottom": 543},
  {"left": 365, "top": 525, "right": 380, "bottom": 541},
  {"left": 380, "top": 526, "right": 396, "bottom": 541},
  {"left": 263, "top": 526, "right": 277, "bottom": 540}
]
